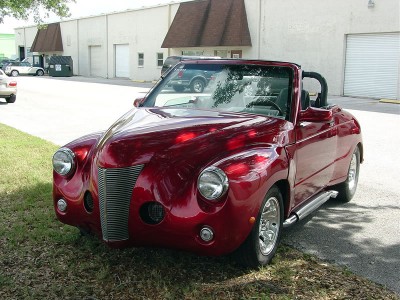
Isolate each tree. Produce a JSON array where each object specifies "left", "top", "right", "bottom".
[{"left": 0, "top": 0, "right": 75, "bottom": 23}]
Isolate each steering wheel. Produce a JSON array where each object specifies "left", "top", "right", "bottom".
[{"left": 247, "top": 99, "right": 285, "bottom": 116}]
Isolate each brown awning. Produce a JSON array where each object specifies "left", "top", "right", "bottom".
[
  {"left": 31, "top": 23, "right": 63, "bottom": 52},
  {"left": 162, "top": 0, "right": 252, "bottom": 48}
]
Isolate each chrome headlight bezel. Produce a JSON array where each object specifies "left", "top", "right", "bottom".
[
  {"left": 198, "top": 166, "right": 229, "bottom": 201},
  {"left": 52, "top": 147, "right": 76, "bottom": 176}
]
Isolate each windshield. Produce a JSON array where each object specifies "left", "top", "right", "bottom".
[{"left": 143, "top": 63, "right": 293, "bottom": 119}]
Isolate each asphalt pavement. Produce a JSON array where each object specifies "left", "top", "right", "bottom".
[{"left": 0, "top": 75, "right": 399, "bottom": 294}]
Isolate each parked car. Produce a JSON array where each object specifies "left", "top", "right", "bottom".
[
  {"left": 5, "top": 61, "right": 45, "bottom": 77},
  {"left": 52, "top": 59, "right": 363, "bottom": 267},
  {"left": 161, "top": 55, "right": 220, "bottom": 75},
  {"left": 0, "top": 69, "right": 17, "bottom": 103},
  {"left": 0, "top": 58, "right": 15, "bottom": 70},
  {"left": 168, "top": 67, "right": 217, "bottom": 93}
]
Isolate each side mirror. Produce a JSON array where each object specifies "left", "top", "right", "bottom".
[
  {"left": 133, "top": 97, "right": 145, "bottom": 107},
  {"left": 298, "top": 107, "right": 333, "bottom": 123}
]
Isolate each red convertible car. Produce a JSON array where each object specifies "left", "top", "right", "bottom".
[{"left": 52, "top": 59, "right": 363, "bottom": 267}]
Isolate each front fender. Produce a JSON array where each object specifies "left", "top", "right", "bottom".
[{"left": 210, "top": 146, "right": 289, "bottom": 249}]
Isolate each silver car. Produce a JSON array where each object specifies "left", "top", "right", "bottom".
[
  {"left": 5, "top": 61, "right": 45, "bottom": 77},
  {"left": 0, "top": 69, "right": 17, "bottom": 103}
]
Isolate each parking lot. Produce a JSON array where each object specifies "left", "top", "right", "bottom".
[{"left": 1, "top": 76, "right": 399, "bottom": 294}]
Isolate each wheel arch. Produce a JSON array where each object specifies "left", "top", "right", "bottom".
[
  {"left": 274, "top": 179, "right": 291, "bottom": 218},
  {"left": 189, "top": 75, "right": 207, "bottom": 85},
  {"left": 357, "top": 142, "right": 364, "bottom": 164}
]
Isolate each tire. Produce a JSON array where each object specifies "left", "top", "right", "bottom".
[
  {"left": 190, "top": 78, "right": 205, "bottom": 93},
  {"left": 11, "top": 70, "right": 19, "bottom": 77},
  {"left": 333, "top": 146, "right": 360, "bottom": 202},
  {"left": 6, "top": 94, "right": 16, "bottom": 103},
  {"left": 235, "top": 185, "right": 283, "bottom": 267},
  {"left": 36, "top": 69, "right": 44, "bottom": 76},
  {"left": 173, "top": 85, "right": 185, "bottom": 92}
]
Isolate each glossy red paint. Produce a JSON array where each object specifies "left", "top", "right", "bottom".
[{"left": 53, "top": 59, "right": 362, "bottom": 257}]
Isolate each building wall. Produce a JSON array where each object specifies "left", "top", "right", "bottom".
[
  {"left": 107, "top": 5, "right": 174, "bottom": 80},
  {"left": 61, "top": 20, "right": 80, "bottom": 74},
  {"left": 247, "top": 0, "right": 400, "bottom": 95},
  {"left": 14, "top": 0, "right": 399, "bottom": 96}
]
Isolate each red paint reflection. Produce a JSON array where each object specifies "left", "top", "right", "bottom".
[{"left": 175, "top": 132, "right": 197, "bottom": 143}]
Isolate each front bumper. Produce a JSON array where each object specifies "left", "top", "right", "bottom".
[{"left": 53, "top": 163, "right": 257, "bottom": 256}]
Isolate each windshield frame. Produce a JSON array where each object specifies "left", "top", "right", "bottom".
[{"left": 142, "top": 60, "right": 296, "bottom": 121}]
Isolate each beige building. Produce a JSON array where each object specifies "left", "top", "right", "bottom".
[{"left": 15, "top": 0, "right": 400, "bottom": 99}]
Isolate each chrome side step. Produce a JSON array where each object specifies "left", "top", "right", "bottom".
[{"left": 283, "top": 190, "right": 338, "bottom": 228}]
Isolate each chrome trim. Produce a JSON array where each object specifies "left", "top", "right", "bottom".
[
  {"left": 283, "top": 190, "right": 338, "bottom": 228},
  {"left": 98, "top": 165, "right": 144, "bottom": 242},
  {"left": 52, "top": 147, "right": 76, "bottom": 176}
]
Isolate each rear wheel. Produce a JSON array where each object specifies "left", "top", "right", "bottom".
[
  {"left": 190, "top": 78, "right": 205, "bottom": 93},
  {"left": 235, "top": 185, "right": 283, "bottom": 267},
  {"left": 334, "top": 146, "right": 360, "bottom": 202},
  {"left": 36, "top": 69, "right": 44, "bottom": 76},
  {"left": 6, "top": 94, "right": 16, "bottom": 103},
  {"left": 11, "top": 70, "right": 19, "bottom": 77}
]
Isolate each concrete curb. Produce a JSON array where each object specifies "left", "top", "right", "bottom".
[
  {"left": 379, "top": 99, "right": 400, "bottom": 104},
  {"left": 132, "top": 80, "right": 158, "bottom": 84}
]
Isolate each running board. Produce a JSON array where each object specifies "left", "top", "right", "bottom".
[{"left": 283, "top": 190, "right": 338, "bottom": 228}]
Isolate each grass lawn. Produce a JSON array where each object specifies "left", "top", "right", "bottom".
[{"left": 0, "top": 123, "right": 398, "bottom": 300}]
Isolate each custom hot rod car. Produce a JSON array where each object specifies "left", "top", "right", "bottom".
[{"left": 52, "top": 59, "right": 363, "bottom": 267}]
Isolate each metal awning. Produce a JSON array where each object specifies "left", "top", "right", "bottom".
[
  {"left": 31, "top": 23, "right": 63, "bottom": 52},
  {"left": 162, "top": 0, "right": 252, "bottom": 48}
]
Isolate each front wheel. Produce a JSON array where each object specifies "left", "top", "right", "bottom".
[
  {"left": 235, "top": 185, "right": 283, "bottom": 267},
  {"left": 333, "top": 146, "right": 360, "bottom": 202},
  {"left": 36, "top": 69, "right": 44, "bottom": 76},
  {"left": 11, "top": 70, "right": 19, "bottom": 77}
]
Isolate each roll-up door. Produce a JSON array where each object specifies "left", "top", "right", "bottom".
[
  {"left": 89, "top": 45, "right": 103, "bottom": 77},
  {"left": 115, "top": 44, "right": 130, "bottom": 78},
  {"left": 344, "top": 33, "right": 400, "bottom": 99}
]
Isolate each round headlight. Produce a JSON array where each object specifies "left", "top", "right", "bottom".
[
  {"left": 52, "top": 148, "right": 75, "bottom": 176},
  {"left": 198, "top": 166, "right": 229, "bottom": 200}
]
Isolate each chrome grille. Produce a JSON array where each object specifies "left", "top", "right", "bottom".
[{"left": 98, "top": 165, "right": 144, "bottom": 242}]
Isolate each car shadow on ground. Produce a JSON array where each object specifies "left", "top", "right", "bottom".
[
  {"left": 1, "top": 182, "right": 399, "bottom": 298},
  {"left": 283, "top": 198, "right": 400, "bottom": 293}
]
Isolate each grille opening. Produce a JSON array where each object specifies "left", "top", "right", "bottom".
[
  {"left": 140, "top": 202, "right": 165, "bottom": 225},
  {"left": 84, "top": 191, "right": 94, "bottom": 213}
]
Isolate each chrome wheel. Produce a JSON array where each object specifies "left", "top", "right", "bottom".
[
  {"left": 333, "top": 146, "right": 360, "bottom": 203},
  {"left": 235, "top": 186, "right": 283, "bottom": 267},
  {"left": 348, "top": 152, "right": 358, "bottom": 192},
  {"left": 191, "top": 79, "right": 204, "bottom": 93},
  {"left": 258, "top": 196, "right": 280, "bottom": 255}
]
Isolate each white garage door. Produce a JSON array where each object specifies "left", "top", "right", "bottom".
[
  {"left": 115, "top": 44, "right": 130, "bottom": 78},
  {"left": 344, "top": 33, "right": 400, "bottom": 99},
  {"left": 90, "top": 45, "right": 103, "bottom": 77}
]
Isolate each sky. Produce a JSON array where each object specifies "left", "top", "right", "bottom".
[{"left": 0, "top": 0, "right": 190, "bottom": 33}]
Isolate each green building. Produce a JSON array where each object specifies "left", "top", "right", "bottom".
[{"left": 0, "top": 33, "right": 16, "bottom": 59}]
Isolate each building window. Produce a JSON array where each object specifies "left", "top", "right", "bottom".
[
  {"left": 182, "top": 50, "right": 204, "bottom": 56},
  {"left": 138, "top": 53, "right": 144, "bottom": 67},
  {"left": 214, "top": 50, "right": 228, "bottom": 58},
  {"left": 157, "top": 53, "right": 164, "bottom": 67}
]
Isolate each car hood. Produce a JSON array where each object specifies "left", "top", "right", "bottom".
[{"left": 95, "top": 107, "right": 291, "bottom": 168}]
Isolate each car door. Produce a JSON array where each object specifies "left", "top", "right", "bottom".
[
  {"left": 293, "top": 105, "right": 338, "bottom": 207},
  {"left": 19, "top": 62, "right": 31, "bottom": 74}
]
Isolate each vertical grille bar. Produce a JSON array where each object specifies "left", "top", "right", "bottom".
[{"left": 98, "top": 165, "right": 144, "bottom": 242}]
